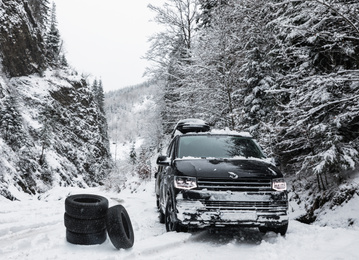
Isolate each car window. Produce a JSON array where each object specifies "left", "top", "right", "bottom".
[
  {"left": 177, "top": 135, "right": 265, "bottom": 159},
  {"left": 166, "top": 139, "right": 176, "bottom": 158}
]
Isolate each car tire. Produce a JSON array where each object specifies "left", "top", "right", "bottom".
[
  {"left": 274, "top": 222, "right": 288, "bottom": 236},
  {"left": 159, "top": 209, "right": 165, "bottom": 224},
  {"left": 65, "top": 194, "right": 108, "bottom": 220},
  {"left": 64, "top": 213, "right": 106, "bottom": 234},
  {"left": 165, "top": 198, "right": 180, "bottom": 232},
  {"left": 106, "top": 205, "right": 134, "bottom": 249},
  {"left": 258, "top": 226, "right": 268, "bottom": 234},
  {"left": 157, "top": 196, "right": 165, "bottom": 224},
  {"left": 259, "top": 222, "right": 288, "bottom": 236},
  {"left": 66, "top": 229, "right": 107, "bottom": 245}
]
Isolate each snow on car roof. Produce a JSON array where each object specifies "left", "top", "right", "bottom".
[
  {"left": 210, "top": 128, "right": 252, "bottom": 137},
  {"left": 176, "top": 118, "right": 207, "bottom": 124},
  {"left": 173, "top": 127, "right": 252, "bottom": 138}
]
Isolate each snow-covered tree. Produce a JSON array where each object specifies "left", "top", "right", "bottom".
[
  {"left": 92, "top": 79, "right": 105, "bottom": 112},
  {"left": 45, "top": 2, "right": 62, "bottom": 67},
  {"left": 146, "top": 0, "right": 201, "bottom": 132},
  {"left": 96, "top": 79, "right": 105, "bottom": 114},
  {"left": 0, "top": 96, "right": 25, "bottom": 149},
  {"left": 28, "top": 0, "right": 50, "bottom": 30},
  {"left": 135, "top": 146, "right": 152, "bottom": 180},
  {"left": 261, "top": 0, "right": 359, "bottom": 189},
  {"left": 129, "top": 143, "right": 137, "bottom": 165},
  {"left": 176, "top": 0, "right": 278, "bottom": 131},
  {"left": 91, "top": 79, "right": 98, "bottom": 95}
]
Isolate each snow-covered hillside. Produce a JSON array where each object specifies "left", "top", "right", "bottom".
[
  {"left": 0, "top": 0, "right": 112, "bottom": 200},
  {"left": 1, "top": 178, "right": 359, "bottom": 260},
  {"left": 0, "top": 69, "right": 111, "bottom": 200}
]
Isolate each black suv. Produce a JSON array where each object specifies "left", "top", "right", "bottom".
[{"left": 155, "top": 120, "right": 289, "bottom": 235}]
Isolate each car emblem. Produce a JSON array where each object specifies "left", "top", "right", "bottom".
[{"left": 228, "top": 172, "right": 238, "bottom": 179}]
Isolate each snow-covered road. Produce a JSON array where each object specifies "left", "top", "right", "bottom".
[{"left": 1, "top": 180, "right": 358, "bottom": 260}]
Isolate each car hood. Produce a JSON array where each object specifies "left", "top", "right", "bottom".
[{"left": 173, "top": 158, "right": 282, "bottom": 179}]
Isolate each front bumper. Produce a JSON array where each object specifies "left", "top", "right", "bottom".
[{"left": 175, "top": 190, "right": 288, "bottom": 228}]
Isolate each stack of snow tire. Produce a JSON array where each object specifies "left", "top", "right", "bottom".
[{"left": 64, "top": 194, "right": 134, "bottom": 249}]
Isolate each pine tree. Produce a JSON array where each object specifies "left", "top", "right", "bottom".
[
  {"left": 129, "top": 143, "right": 137, "bottom": 165},
  {"left": 91, "top": 79, "right": 98, "bottom": 95},
  {"left": 177, "top": 0, "right": 275, "bottom": 129},
  {"left": 197, "top": 0, "right": 228, "bottom": 28},
  {"left": 97, "top": 79, "right": 105, "bottom": 114},
  {"left": 28, "top": 0, "right": 50, "bottom": 30},
  {"left": 92, "top": 79, "right": 105, "bottom": 114},
  {"left": 0, "top": 96, "right": 25, "bottom": 149},
  {"left": 136, "top": 146, "right": 151, "bottom": 180},
  {"left": 258, "top": 0, "right": 359, "bottom": 187},
  {"left": 46, "top": 2, "right": 62, "bottom": 67},
  {"left": 60, "top": 54, "right": 68, "bottom": 67}
]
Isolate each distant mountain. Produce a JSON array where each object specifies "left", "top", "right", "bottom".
[{"left": 104, "top": 82, "right": 164, "bottom": 188}]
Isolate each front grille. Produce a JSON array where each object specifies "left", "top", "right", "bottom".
[
  {"left": 200, "top": 200, "right": 288, "bottom": 211},
  {"left": 197, "top": 178, "right": 272, "bottom": 191}
]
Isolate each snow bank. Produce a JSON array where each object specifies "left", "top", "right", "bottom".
[{"left": 315, "top": 194, "right": 359, "bottom": 228}]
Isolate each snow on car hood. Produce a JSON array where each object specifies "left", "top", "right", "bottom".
[{"left": 173, "top": 158, "right": 282, "bottom": 178}]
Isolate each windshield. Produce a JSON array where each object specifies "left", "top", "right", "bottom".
[{"left": 177, "top": 135, "right": 265, "bottom": 159}]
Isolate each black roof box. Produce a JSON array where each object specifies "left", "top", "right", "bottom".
[{"left": 171, "top": 119, "right": 210, "bottom": 138}]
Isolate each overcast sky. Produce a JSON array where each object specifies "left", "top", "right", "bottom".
[{"left": 53, "top": 0, "right": 163, "bottom": 92}]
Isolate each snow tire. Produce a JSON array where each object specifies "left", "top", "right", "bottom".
[
  {"left": 159, "top": 209, "right": 165, "bottom": 224},
  {"left": 259, "top": 222, "right": 288, "bottom": 236},
  {"left": 65, "top": 194, "right": 108, "bottom": 220},
  {"left": 106, "top": 205, "right": 134, "bottom": 249},
  {"left": 274, "top": 222, "right": 289, "bottom": 236},
  {"left": 64, "top": 213, "right": 106, "bottom": 234},
  {"left": 165, "top": 198, "right": 180, "bottom": 232},
  {"left": 66, "top": 229, "right": 107, "bottom": 245},
  {"left": 157, "top": 195, "right": 165, "bottom": 224}
]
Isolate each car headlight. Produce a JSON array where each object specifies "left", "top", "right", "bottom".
[
  {"left": 174, "top": 176, "right": 197, "bottom": 190},
  {"left": 272, "top": 178, "right": 287, "bottom": 191}
]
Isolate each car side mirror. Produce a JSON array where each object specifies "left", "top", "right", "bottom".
[{"left": 156, "top": 155, "right": 171, "bottom": 166}]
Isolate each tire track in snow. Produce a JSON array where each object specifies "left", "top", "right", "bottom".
[
  {"left": 121, "top": 232, "right": 192, "bottom": 259},
  {"left": 0, "top": 196, "right": 65, "bottom": 258},
  {"left": 0, "top": 221, "right": 64, "bottom": 258}
]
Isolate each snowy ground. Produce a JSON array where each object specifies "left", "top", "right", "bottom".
[{"left": 1, "top": 179, "right": 359, "bottom": 260}]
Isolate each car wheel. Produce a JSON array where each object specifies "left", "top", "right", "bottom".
[
  {"left": 165, "top": 198, "right": 179, "bottom": 232},
  {"left": 258, "top": 226, "right": 268, "bottom": 234},
  {"left": 157, "top": 195, "right": 165, "bottom": 224},
  {"left": 273, "top": 222, "right": 288, "bottom": 236},
  {"left": 106, "top": 205, "right": 134, "bottom": 249},
  {"left": 259, "top": 222, "right": 288, "bottom": 236},
  {"left": 159, "top": 209, "right": 165, "bottom": 224},
  {"left": 65, "top": 194, "right": 108, "bottom": 220},
  {"left": 66, "top": 229, "right": 107, "bottom": 245},
  {"left": 64, "top": 213, "right": 106, "bottom": 234},
  {"left": 156, "top": 194, "right": 160, "bottom": 208}
]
